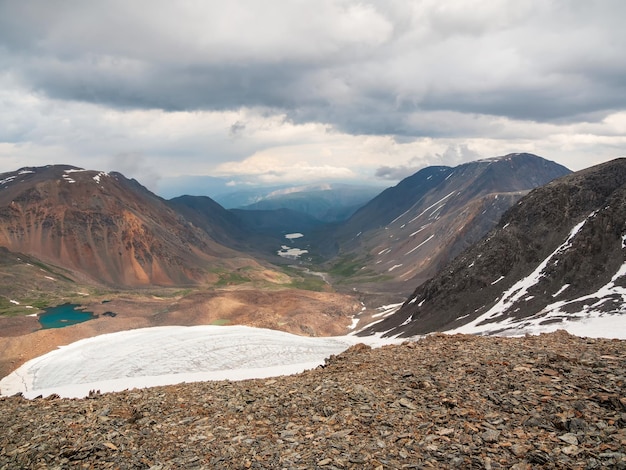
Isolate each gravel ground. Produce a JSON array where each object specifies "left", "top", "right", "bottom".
[{"left": 1, "top": 330, "right": 625, "bottom": 469}]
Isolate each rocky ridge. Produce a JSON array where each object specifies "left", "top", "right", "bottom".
[
  {"left": 362, "top": 158, "right": 626, "bottom": 337},
  {"left": 1, "top": 331, "right": 625, "bottom": 469}
]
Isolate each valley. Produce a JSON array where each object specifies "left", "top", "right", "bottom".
[
  {"left": 2, "top": 4, "right": 624, "bottom": 467},
  {"left": 1, "top": 154, "right": 626, "bottom": 399},
  {"left": 1, "top": 156, "right": 626, "bottom": 470}
]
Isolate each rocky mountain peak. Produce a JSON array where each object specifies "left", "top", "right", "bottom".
[{"left": 360, "top": 157, "right": 626, "bottom": 337}]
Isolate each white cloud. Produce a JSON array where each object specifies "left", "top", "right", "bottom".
[{"left": 0, "top": 1, "right": 625, "bottom": 193}]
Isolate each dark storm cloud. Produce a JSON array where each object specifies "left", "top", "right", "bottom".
[
  {"left": 1, "top": 0, "right": 624, "bottom": 136},
  {"left": 0, "top": 0, "right": 625, "bottom": 178}
]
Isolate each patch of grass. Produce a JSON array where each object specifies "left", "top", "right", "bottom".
[
  {"left": 289, "top": 277, "right": 326, "bottom": 292},
  {"left": 338, "top": 274, "right": 395, "bottom": 285},
  {"left": 30, "top": 260, "right": 76, "bottom": 283},
  {"left": 215, "top": 272, "right": 251, "bottom": 287},
  {"left": 0, "top": 293, "right": 67, "bottom": 317},
  {"left": 278, "top": 265, "right": 328, "bottom": 292},
  {"left": 328, "top": 254, "right": 366, "bottom": 278},
  {"left": 325, "top": 254, "right": 398, "bottom": 286},
  {"left": 0, "top": 297, "right": 33, "bottom": 317},
  {"left": 0, "top": 296, "right": 12, "bottom": 309},
  {"left": 279, "top": 265, "right": 302, "bottom": 276},
  {"left": 210, "top": 318, "right": 230, "bottom": 326},
  {"left": 0, "top": 308, "right": 32, "bottom": 317},
  {"left": 30, "top": 299, "right": 51, "bottom": 309},
  {"left": 173, "top": 288, "right": 193, "bottom": 297}
]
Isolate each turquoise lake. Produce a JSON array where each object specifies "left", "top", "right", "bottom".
[{"left": 38, "top": 304, "right": 96, "bottom": 329}]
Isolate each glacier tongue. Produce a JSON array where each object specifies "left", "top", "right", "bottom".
[{"left": 0, "top": 325, "right": 401, "bottom": 399}]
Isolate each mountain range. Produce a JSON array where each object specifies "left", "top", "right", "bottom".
[
  {"left": 321, "top": 153, "right": 571, "bottom": 293},
  {"left": 6, "top": 154, "right": 624, "bottom": 342},
  {"left": 361, "top": 158, "right": 626, "bottom": 337},
  {"left": 157, "top": 177, "right": 384, "bottom": 219},
  {"left": 231, "top": 183, "right": 384, "bottom": 223},
  {"left": 0, "top": 165, "right": 274, "bottom": 288},
  {"left": 0, "top": 154, "right": 572, "bottom": 298}
]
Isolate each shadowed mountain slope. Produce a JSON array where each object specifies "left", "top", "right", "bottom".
[
  {"left": 230, "top": 208, "right": 324, "bottom": 236},
  {"left": 327, "top": 154, "right": 570, "bottom": 292},
  {"left": 360, "top": 158, "right": 626, "bottom": 337},
  {"left": 166, "top": 196, "right": 325, "bottom": 260},
  {"left": 166, "top": 195, "right": 249, "bottom": 247}
]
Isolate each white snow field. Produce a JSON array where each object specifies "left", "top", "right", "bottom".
[
  {"left": 0, "top": 325, "right": 400, "bottom": 399},
  {"left": 448, "top": 309, "right": 626, "bottom": 339},
  {"left": 3, "top": 293, "right": 625, "bottom": 399}
]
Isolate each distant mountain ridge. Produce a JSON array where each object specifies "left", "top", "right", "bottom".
[
  {"left": 361, "top": 158, "right": 626, "bottom": 337},
  {"left": 326, "top": 153, "right": 571, "bottom": 292},
  {"left": 0, "top": 156, "right": 575, "bottom": 302}
]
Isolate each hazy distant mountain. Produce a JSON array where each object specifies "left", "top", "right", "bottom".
[
  {"left": 0, "top": 166, "right": 268, "bottom": 287},
  {"left": 327, "top": 154, "right": 571, "bottom": 292},
  {"left": 361, "top": 158, "right": 626, "bottom": 337},
  {"left": 219, "top": 183, "right": 384, "bottom": 223},
  {"left": 212, "top": 185, "right": 292, "bottom": 208},
  {"left": 157, "top": 175, "right": 236, "bottom": 200}
]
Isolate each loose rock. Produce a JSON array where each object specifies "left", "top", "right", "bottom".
[{"left": 1, "top": 331, "right": 625, "bottom": 469}]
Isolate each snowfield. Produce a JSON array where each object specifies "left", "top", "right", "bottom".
[
  {"left": 2, "top": 302, "right": 625, "bottom": 399},
  {"left": 0, "top": 325, "right": 400, "bottom": 399}
]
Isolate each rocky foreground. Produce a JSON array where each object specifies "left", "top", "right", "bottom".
[{"left": 1, "top": 331, "right": 625, "bottom": 469}]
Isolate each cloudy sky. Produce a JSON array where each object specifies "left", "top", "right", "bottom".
[{"left": 0, "top": 0, "right": 624, "bottom": 195}]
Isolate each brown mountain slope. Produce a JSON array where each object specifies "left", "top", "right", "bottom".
[{"left": 0, "top": 165, "right": 266, "bottom": 287}]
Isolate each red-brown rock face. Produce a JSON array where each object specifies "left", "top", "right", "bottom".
[{"left": 0, "top": 166, "right": 235, "bottom": 287}]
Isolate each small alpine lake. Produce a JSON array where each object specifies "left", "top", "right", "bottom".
[{"left": 38, "top": 304, "right": 96, "bottom": 329}]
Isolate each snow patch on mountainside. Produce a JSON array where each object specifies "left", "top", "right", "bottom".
[
  {"left": 448, "top": 308, "right": 626, "bottom": 339},
  {"left": 472, "top": 214, "right": 591, "bottom": 324},
  {"left": 285, "top": 233, "right": 304, "bottom": 240},
  {"left": 448, "top": 266, "right": 626, "bottom": 338}
]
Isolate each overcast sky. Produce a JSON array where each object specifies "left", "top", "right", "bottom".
[{"left": 0, "top": 0, "right": 624, "bottom": 194}]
